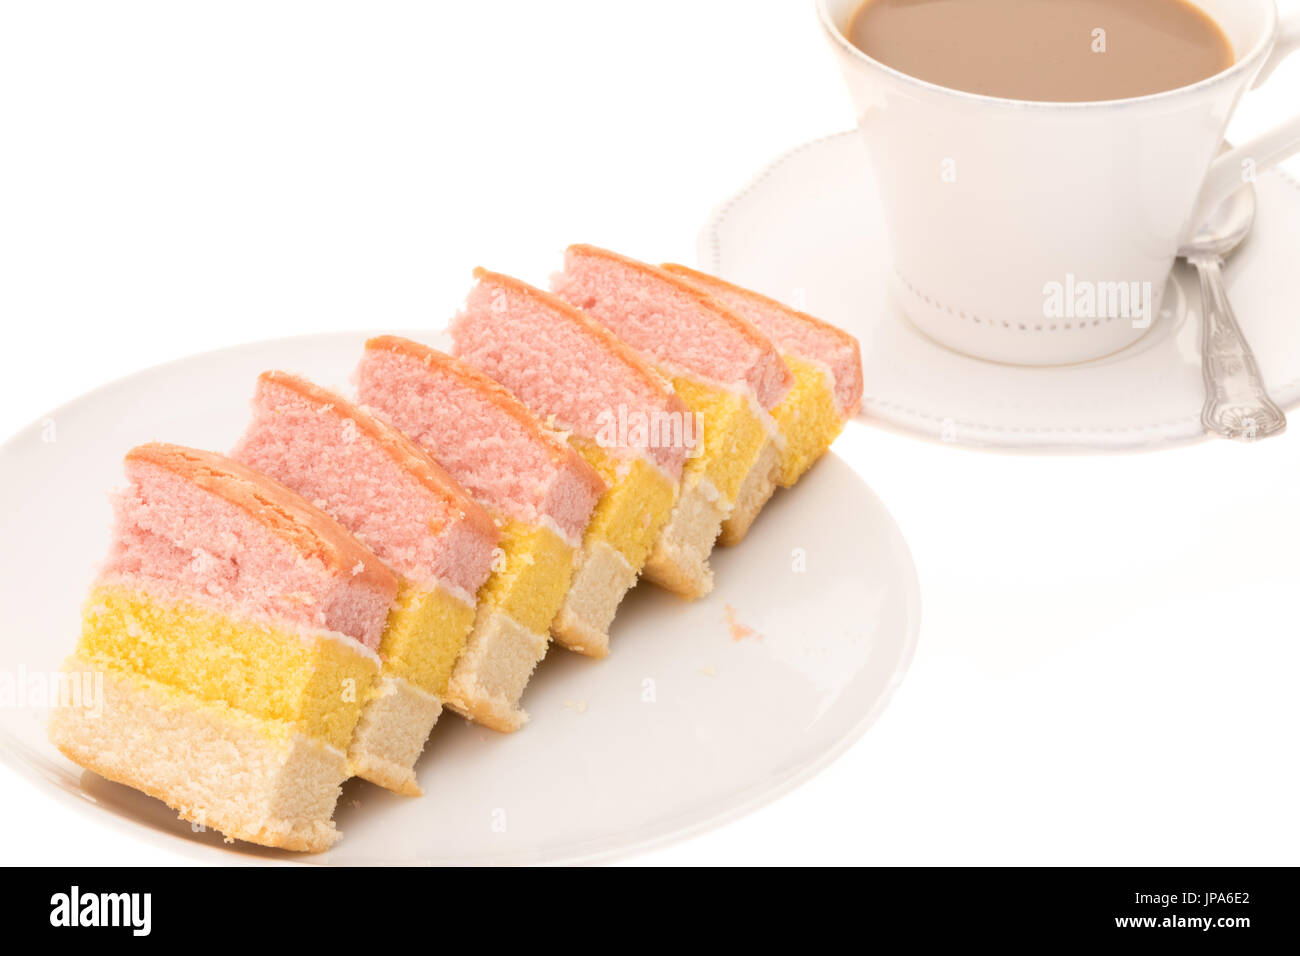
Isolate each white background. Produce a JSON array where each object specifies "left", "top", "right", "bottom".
[{"left": 2, "top": 0, "right": 1299, "bottom": 865}]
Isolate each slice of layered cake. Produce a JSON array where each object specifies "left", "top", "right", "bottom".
[
  {"left": 357, "top": 336, "right": 604, "bottom": 731},
  {"left": 451, "top": 268, "right": 689, "bottom": 657},
  {"left": 553, "top": 245, "right": 792, "bottom": 596},
  {"left": 49, "top": 444, "right": 395, "bottom": 851},
  {"left": 232, "top": 372, "right": 498, "bottom": 795},
  {"left": 662, "top": 264, "right": 863, "bottom": 491}
]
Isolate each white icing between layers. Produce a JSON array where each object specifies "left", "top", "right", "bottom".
[
  {"left": 536, "top": 512, "right": 584, "bottom": 550},
  {"left": 371, "top": 673, "right": 442, "bottom": 706},
  {"left": 692, "top": 475, "right": 725, "bottom": 506},
  {"left": 295, "top": 732, "right": 347, "bottom": 761},
  {"left": 402, "top": 573, "right": 477, "bottom": 610}
]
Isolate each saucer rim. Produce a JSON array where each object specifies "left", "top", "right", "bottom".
[{"left": 699, "top": 130, "right": 1300, "bottom": 452}]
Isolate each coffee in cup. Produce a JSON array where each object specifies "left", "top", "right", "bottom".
[{"left": 846, "top": 0, "right": 1233, "bottom": 102}]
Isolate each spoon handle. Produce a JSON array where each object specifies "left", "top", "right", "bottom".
[{"left": 1193, "top": 255, "right": 1286, "bottom": 441}]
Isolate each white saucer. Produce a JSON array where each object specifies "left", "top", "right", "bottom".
[
  {"left": 0, "top": 332, "right": 919, "bottom": 864},
  {"left": 701, "top": 131, "right": 1300, "bottom": 451}
]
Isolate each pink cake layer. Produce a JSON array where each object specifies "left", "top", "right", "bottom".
[
  {"left": 103, "top": 444, "right": 397, "bottom": 650},
  {"left": 357, "top": 336, "right": 605, "bottom": 543},
  {"left": 552, "top": 245, "right": 792, "bottom": 410},
  {"left": 233, "top": 372, "right": 499, "bottom": 597},
  {"left": 451, "top": 268, "right": 690, "bottom": 480},
  {"left": 662, "top": 264, "right": 864, "bottom": 417}
]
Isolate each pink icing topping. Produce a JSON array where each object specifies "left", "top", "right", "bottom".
[
  {"left": 233, "top": 372, "right": 498, "bottom": 596},
  {"left": 356, "top": 339, "right": 603, "bottom": 542},
  {"left": 103, "top": 457, "right": 395, "bottom": 650},
  {"left": 451, "top": 270, "right": 689, "bottom": 480},
  {"left": 552, "top": 245, "right": 791, "bottom": 410}
]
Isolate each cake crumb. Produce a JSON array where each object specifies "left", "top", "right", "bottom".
[
  {"left": 542, "top": 412, "right": 571, "bottom": 442},
  {"left": 725, "top": 604, "right": 759, "bottom": 641},
  {"left": 699, "top": 665, "right": 718, "bottom": 677},
  {"left": 562, "top": 699, "right": 588, "bottom": 714}
]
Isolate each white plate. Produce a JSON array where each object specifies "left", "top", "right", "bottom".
[
  {"left": 0, "top": 332, "right": 919, "bottom": 865},
  {"left": 701, "top": 131, "right": 1300, "bottom": 451}
]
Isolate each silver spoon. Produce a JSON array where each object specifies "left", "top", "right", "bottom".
[{"left": 1179, "top": 182, "right": 1286, "bottom": 441}]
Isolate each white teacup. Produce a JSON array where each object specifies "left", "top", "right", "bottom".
[{"left": 817, "top": 0, "right": 1300, "bottom": 366}]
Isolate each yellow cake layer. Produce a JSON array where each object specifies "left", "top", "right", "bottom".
[
  {"left": 79, "top": 584, "right": 378, "bottom": 751},
  {"left": 771, "top": 353, "right": 845, "bottom": 487},
  {"left": 475, "top": 519, "right": 575, "bottom": 634},
  {"left": 376, "top": 580, "right": 476, "bottom": 697},
  {"left": 671, "top": 375, "right": 771, "bottom": 505},
  {"left": 572, "top": 438, "right": 677, "bottom": 568}
]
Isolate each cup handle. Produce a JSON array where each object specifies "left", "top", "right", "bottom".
[
  {"left": 1253, "top": 7, "right": 1300, "bottom": 87},
  {"left": 1187, "top": 10, "right": 1300, "bottom": 235}
]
